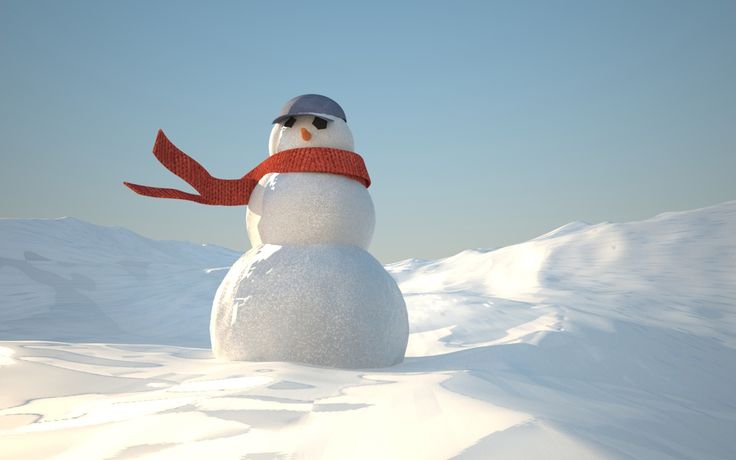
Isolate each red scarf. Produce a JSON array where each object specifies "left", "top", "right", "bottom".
[{"left": 124, "top": 130, "right": 371, "bottom": 206}]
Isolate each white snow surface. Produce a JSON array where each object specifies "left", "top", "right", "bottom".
[{"left": 1, "top": 201, "right": 736, "bottom": 459}]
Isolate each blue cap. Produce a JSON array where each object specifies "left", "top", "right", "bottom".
[{"left": 273, "top": 94, "right": 347, "bottom": 124}]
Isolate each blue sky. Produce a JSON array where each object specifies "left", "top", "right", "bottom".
[{"left": 1, "top": 0, "right": 734, "bottom": 262}]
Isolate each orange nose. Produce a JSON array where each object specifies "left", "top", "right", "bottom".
[{"left": 300, "top": 127, "right": 312, "bottom": 141}]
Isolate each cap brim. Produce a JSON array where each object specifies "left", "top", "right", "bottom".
[{"left": 273, "top": 112, "right": 341, "bottom": 124}]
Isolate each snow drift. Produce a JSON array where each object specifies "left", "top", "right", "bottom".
[
  {"left": 0, "top": 217, "right": 238, "bottom": 346},
  {"left": 1, "top": 201, "right": 735, "bottom": 459}
]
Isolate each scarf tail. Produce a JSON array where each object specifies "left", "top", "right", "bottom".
[
  {"left": 123, "top": 182, "right": 207, "bottom": 203},
  {"left": 124, "top": 130, "right": 253, "bottom": 206}
]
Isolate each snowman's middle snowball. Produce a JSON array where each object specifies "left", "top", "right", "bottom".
[{"left": 246, "top": 172, "right": 375, "bottom": 249}]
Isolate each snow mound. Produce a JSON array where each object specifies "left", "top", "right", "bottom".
[
  {"left": 392, "top": 200, "right": 736, "bottom": 346},
  {"left": 0, "top": 217, "right": 239, "bottom": 346}
]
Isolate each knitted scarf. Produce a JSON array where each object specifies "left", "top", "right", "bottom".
[{"left": 124, "top": 130, "right": 371, "bottom": 206}]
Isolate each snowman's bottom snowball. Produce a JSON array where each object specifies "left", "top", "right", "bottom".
[{"left": 211, "top": 244, "right": 409, "bottom": 368}]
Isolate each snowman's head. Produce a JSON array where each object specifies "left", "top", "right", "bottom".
[{"left": 268, "top": 114, "right": 354, "bottom": 156}]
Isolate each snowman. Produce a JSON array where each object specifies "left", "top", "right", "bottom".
[{"left": 125, "top": 94, "right": 409, "bottom": 368}]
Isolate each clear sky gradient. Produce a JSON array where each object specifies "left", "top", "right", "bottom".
[{"left": 1, "top": 0, "right": 734, "bottom": 262}]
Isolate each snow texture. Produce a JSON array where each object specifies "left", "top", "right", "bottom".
[
  {"left": 245, "top": 172, "right": 375, "bottom": 248},
  {"left": 211, "top": 244, "right": 408, "bottom": 368},
  {"left": 1, "top": 200, "right": 736, "bottom": 459}
]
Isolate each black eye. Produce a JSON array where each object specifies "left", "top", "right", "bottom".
[
  {"left": 312, "top": 116, "right": 328, "bottom": 130},
  {"left": 283, "top": 116, "right": 297, "bottom": 128}
]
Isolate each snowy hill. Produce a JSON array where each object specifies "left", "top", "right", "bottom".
[
  {"left": 394, "top": 201, "right": 736, "bottom": 352},
  {"left": 0, "top": 217, "right": 239, "bottom": 346},
  {"left": 1, "top": 202, "right": 735, "bottom": 459}
]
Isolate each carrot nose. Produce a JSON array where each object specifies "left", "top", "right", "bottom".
[{"left": 300, "top": 127, "right": 312, "bottom": 141}]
